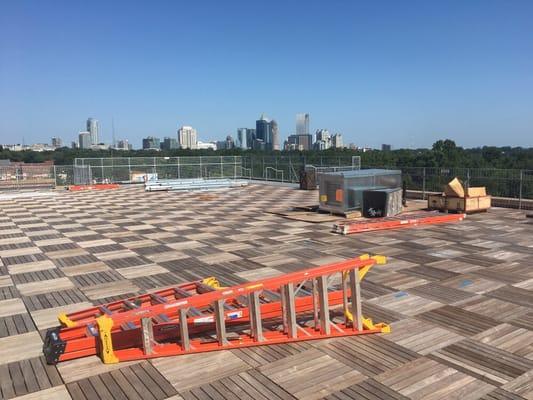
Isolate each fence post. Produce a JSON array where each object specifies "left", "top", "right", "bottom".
[
  {"left": 177, "top": 157, "right": 181, "bottom": 179},
  {"left": 101, "top": 158, "right": 105, "bottom": 183},
  {"left": 220, "top": 156, "right": 223, "bottom": 178},
  {"left": 519, "top": 170, "right": 523, "bottom": 210},
  {"left": 53, "top": 165, "right": 57, "bottom": 188},
  {"left": 200, "top": 157, "right": 203, "bottom": 179},
  {"left": 422, "top": 167, "right": 426, "bottom": 200},
  {"left": 466, "top": 168, "right": 470, "bottom": 190}
]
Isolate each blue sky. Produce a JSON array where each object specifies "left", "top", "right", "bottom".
[{"left": 1, "top": 1, "right": 532, "bottom": 148}]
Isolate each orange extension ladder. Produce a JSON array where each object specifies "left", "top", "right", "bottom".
[
  {"left": 333, "top": 212, "right": 466, "bottom": 235},
  {"left": 43, "top": 255, "right": 389, "bottom": 365}
]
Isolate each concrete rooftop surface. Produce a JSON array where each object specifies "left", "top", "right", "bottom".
[{"left": 0, "top": 184, "right": 532, "bottom": 400}]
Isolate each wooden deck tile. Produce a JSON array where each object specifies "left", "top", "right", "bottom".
[
  {"left": 0, "top": 298, "right": 26, "bottom": 318},
  {"left": 417, "top": 305, "right": 500, "bottom": 336},
  {"left": 375, "top": 357, "right": 495, "bottom": 400},
  {"left": 385, "top": 318, "right": 464, "bottom": 355},
  {"left": 152, "top": 351, "right": 250, "bottom": 391},
  {"left": 431, "top": 338, "right": 533, "bottom": 386},
  {"left": 0, "top": 331, "right": 43, "bottom": 364},
  {"left": 81, "top": 280, "right": 140, "bottom": 300},
  {"left": 472, "top": 324, "right": 533, "bottom": 360},
  {"left": 57, "top": 356, "right": 139, "bottom": 383},
  {"left": 30, "top": 302, "right": 94, "bottom": 330},
  {"left": 16, "top": 277, "right": 75, "bottom": 296},
  {"left": 65, "top": 362, "right": 177, "bottom": 400},
  {"left": 258, "top": 348, "right": 366, "bottom": 400},
  {"left": 368, "top": 291, "right": 442, "bottom": 317}
]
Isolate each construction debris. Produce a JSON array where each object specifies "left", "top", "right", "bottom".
[
  {"left": 145, "top": 178, "right": 248, "bottom": 192},
  {"left": 44, "top": 255, "right": 389, "bottom": 364},
  {"left": 333, "top": 211, "right": 465, "bottom": 235}
]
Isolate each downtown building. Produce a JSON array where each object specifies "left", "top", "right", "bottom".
[
  {"left": 177, "top": 126, "right": 198, "bottom": 149},
  {"left": 253, "top": 114, "right": 279, "bottom": 151},
  {"left": 142, "top": 136, "right": 160, "bottom": 150},
  {"left": 160, "top": 137, "right": 179, "bottom": 150},
  {"left": 86, "top": 118, "right": 99, "bottom": 145},
  {"left": 78, "top": 132, "right": 91, "bottom": 149}
]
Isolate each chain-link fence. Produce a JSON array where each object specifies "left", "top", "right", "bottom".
[
  {"left": 1, "top": 156, "right": 532, "bottom": 209},
  {"left": 0, "top": 165, "right": 56, "bottom": 189},
  {"left": 71, "top": 156, "right": 244, "bottom": 184},
  {"left": 241, "top": 154, "right": 360, "bottom": 183}
]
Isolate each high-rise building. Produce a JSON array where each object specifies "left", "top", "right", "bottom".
[
  {"left": 256, "top": 114, "right": 272, "bottom": 150},
  {"left": 86, "top": 118, "right": 99, "bottom": 145},
  {"left": 381, "top": 144, "right": 392, "bottom": 151},
  {"left": 286, "top": 134, "right": 313, "bottom": 151},
  {"left": 160, "top": 137, "right": 179, "bottom": 150},
  {"left": 271, "top": 120, "right": 280, "bottom": 150},
  {"left": 116, "top": 139, "right": 132, "bottom": 150},
  {"left": 78, "top": 131, "right": 91, "bottom": 149},
  {"left": 71, "top": 141, "right": 78, "bottom": 149},
  {"left": 142, "top": 136, "right": 160, "bottom": 150},
  {"left": 236, "top": 128, "right": 248, "bottom": 149},
  {"left": 177, "top": 126, "right": 198, "bottom": 149},
  {"left": 296, "top": 113, "right": 310, "bottom": 136},
  {"left": 51, "top": 137, "right": 63, "bottom": 148},
  {"left": 332, "top": 133, "right": 343, "bottom": 148},
  {"left": 315, "top": 129, "right": 331, "bottom": 150},
  {"left": 246, "top": 129, "right": 256, "bottom": 149}
]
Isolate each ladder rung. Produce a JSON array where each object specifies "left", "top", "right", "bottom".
[
  {"left": 123, "top": 300, "right": 139, "bottom": 309},
  {"left": 153, "top": 314, "right": 170, "bottom": 323},
  {"left": 121, "top": 322, "right": 137, "bottom": 330},
  {"left": 150, "top": 293, "right": 168, "bottom": 304},
  {"left": 99, "top": 306, "right": 113, "bottom": 315}
]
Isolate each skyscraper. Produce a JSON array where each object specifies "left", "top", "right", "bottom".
[
  {"left": 332, "top": 133, "right": 343, "bottom": 148},
  {"left": 315, "top": 129, "right": 331, "bottom": 150},
  {"left": 296, "top": 113, "right": 310, "bottom": 136},
  {"left": 177, "top": 126, "right": 198, "bottom": 149},
  {"left": 142, "top": 136, "right": 160, "bottom": 150},
  {"left": 246, "top": 129, "right": 256, "bottom": 149},
  {"left": 51, "top": 137, "right": 63, "bottom": 148},
  {"left": 160, "top": 137, "right": 179, "bottom": 150},
  {"left": 256, "top": 114, "right": 272, "bottom": 150},
  {"left": 286, "top": 134, "right": 313, "bottom": 151},
  {"left": 86, "top": 118, "right": 99, "bottom": 145},
  {"left": 236, "top": 128, "right": 248, "bottom": 149},
  {"left": 78, "top": 131, "right": 91, "bottom": 149},
  {"left": 271, "top": 120, "right": 280, "bottom": 150}
]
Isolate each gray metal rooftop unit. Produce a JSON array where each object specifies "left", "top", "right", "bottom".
[{"left": 318, "top": 169, "right": 401, "bottom": 214}]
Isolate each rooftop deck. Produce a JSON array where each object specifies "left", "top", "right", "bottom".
[{"left": 0, "top": 184, "right": 532, "bottom": 400}]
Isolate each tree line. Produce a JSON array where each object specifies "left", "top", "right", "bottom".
[{"left": 1, "top": 140, "right": 532, "bottom": 170}]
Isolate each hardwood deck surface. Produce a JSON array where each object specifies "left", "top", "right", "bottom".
[{"left": 0, "top": 184, "right": 532, "bottom": 399}]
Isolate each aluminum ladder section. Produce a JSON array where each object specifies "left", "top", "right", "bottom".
[
  {"left": 44, "top": 255, "right": 389, "bottom": 364},
  {"left": 333, "top": 212, "right": 466, "bottom": 235}
]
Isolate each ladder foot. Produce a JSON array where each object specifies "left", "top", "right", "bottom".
[{"left": 43, "top": 327, "right": 66, "bottom": 365}]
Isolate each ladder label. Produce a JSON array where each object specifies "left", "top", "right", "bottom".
[{"left": 164, "top": 300, "right": 188, "bottom": 309}]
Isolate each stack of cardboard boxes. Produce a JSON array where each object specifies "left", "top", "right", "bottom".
[{"left": 428, "top": 177, "right": 491, "bottom": 213}]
